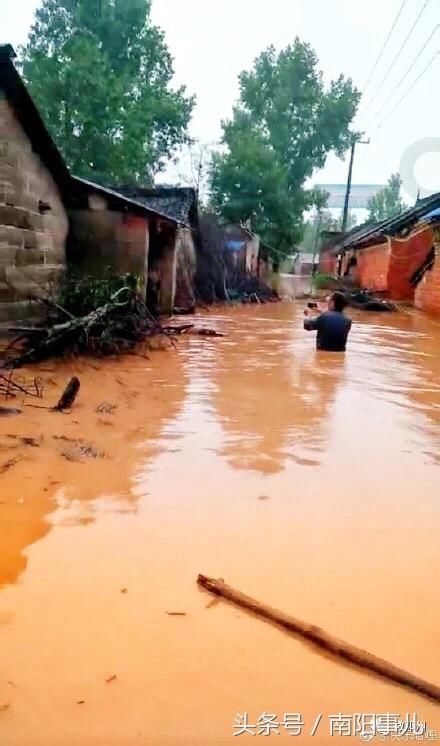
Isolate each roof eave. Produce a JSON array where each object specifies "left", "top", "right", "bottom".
[{"left": 70, "top": 176, "right": 178, "bottom": 225}]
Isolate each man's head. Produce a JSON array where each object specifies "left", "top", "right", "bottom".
[{"left": 328, "top": 291, "right": 348, "bottom": 312}]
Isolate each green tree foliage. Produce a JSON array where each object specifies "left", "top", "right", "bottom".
[
  {"left": 210, "top": 40, "right": 360, "bottom": 253},
  {"left": 21, "top": 0, "right": 194, "bottom": 184},
  {"left": 367, "top": 173, "right": 407, "bottom": 223}
]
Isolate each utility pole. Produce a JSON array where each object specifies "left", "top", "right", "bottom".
[{"left": 341, "top": 134, "right": 370, "bottom": 234}]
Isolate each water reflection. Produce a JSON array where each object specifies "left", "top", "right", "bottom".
[
  {"left": 0, "top": 352, "right": 187, "bottom": 589},
  {"left": 347, "top": 310, "right": 440, "bottom": 465},
  {"left": 211, "top": 308, "right": 347, "bottom": 474}
]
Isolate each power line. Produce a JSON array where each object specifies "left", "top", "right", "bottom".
[
  {"left": 365, "top": 24, "right": 439, "bottom": 128},
  {"left": 372, "top": 50, "right": 439, "bottom": 133},
  {"left": 360, "top": 0, "right": 409, "bottom": 101},
  {"left": 361, "top": 0, "right": 433, "bottom": 118}
]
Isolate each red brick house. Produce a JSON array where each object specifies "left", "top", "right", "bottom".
[{"left": 331, "top": 194, "right": 440, "bottom": 310}]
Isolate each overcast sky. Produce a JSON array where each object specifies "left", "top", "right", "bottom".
[{"left": 2, "top": 0, "right": 440, "bottom": 201}]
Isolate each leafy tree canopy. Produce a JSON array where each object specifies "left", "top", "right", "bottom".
[
  {"left": 210, "top": 40, "right": 360, "bottom": 253},
  {"left": 21, "top": 0, "right": 195, "bottom": 184},
  {"left": 367, "top": 173, "right": 407, "bottom": 224}
]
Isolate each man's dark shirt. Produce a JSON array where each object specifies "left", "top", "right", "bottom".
[{"left": 304, "top": 311, "right": 352, "bottom": 352}]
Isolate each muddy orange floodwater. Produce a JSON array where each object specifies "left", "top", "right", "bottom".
[{"left": 0, "top": 302, "right": 440, "bottom": 745}]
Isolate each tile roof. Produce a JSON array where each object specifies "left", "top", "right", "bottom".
[
  {"left": 114, "top": 186, "right": 197, "bottom": 227},
  {"left": 339, "top": 192, "right": 440, "bottom": 251}
]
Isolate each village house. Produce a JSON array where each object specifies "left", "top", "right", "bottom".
[
  {"left": 0, "top": 44, "right": 201, "bottom": 321},
  {"left": 222, "top": 222, "right": 260, "bottom": 276},
  {"left": 319, "top": 194, "right": 440, "bottom": 315},
  {"left": 113, "top": 185, "right": 201, "bottom": 311}
]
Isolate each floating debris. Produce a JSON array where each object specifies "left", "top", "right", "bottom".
[
  {"left": 0, "top": 456, "right": 23, "bottom": 474},
  {"left": 62, "top": 442, "right": 105, "bottom": 462},
  {"left": 105, "top": 675, "right": 117, "bottom": 684},
  {"left": 54, "top": 436, "right": 105, "bottom": 461},
  {"left": 7, "top": 435, "right": 42, "bottom": 448},
  {"left": 0, "top": 407, "right": 22, "bottom": 417},
  {"left": 96, "top": 402, "right": 117, "bottom": 415}
]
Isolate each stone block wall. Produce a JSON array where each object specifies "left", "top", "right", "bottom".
[{"left": 0, "top": 95, "right": 68, "bottom": 322}]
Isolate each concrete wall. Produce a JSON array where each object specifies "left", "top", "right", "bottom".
[
  {"left": 68, "top": 196, "right": 149, "bottom": 290},
  {"left": 276, "top": 273, "right": 311, "bottom": 298},
  {"left": 415, "top": 230, "right": 440, "bottom": 315},
  {"left": 174, "top": 226, "right": 196, "bottom": 309},
  {"left": 0, "top": 95, "right": 68, "bottom": 321},
  {"left": 356, "top": 240, "right": 390, "bottom": 291}
]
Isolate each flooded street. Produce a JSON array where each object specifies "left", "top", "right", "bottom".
[{"left": 1, "top": 302, "right": 440, "bottom": 744}]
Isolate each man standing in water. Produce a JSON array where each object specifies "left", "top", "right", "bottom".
[{"left": 304, "top": 291, "right": 352, "bottom": 352}]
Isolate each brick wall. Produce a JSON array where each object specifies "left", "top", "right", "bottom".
[
  {"left": 388, "top": 226, "right": 434, "bottom": 301},
  {"left": 68, "top": 200, "right": 149, "bottom": 288},
  {"left": 69, "top": 203, "right": 179, "bottom": 313},
  {"left": 356, "top": 241, "right": 390, "bottom": 291},
  {"left": 414, "top": 232, "right": 440, "bottom": 315},
  {"left": 0, "top": 95, "right": 68, "bottom": 321}
]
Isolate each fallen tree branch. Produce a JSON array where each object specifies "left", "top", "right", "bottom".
[
  {"left": 197, "top": 574, "right": 440, "bottom": 704},
  {"left": 5, "top": 287, "right": 131, "bottom": 368},
  {"left": 3, "top": 284, "right": 177, "bottom": 368},
  {"left": 0, "top": 373, "right": 43, "bottom": 399}
]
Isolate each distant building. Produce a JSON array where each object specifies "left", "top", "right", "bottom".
[{"left": 315, "top": 184, "right": 386, "bottom": 209}]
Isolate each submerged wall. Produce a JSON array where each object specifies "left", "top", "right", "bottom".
[{"left": 0, "top": 95, "right": 68, "bottom": 321}]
